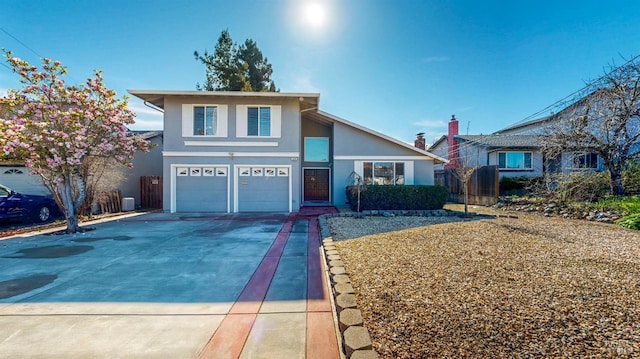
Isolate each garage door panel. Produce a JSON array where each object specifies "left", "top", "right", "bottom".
[
  {"left": 238, "top": 176, "right": 288, "bottom": 212},
  {"left": 176, "top": 176, "right": 227, "bottom": 212}
]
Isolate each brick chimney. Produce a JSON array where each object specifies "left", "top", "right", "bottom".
[
  {"left": 445, "top": 115, "right": 459, "bottom": 169},
  {"left": 414, "top": 132, "right": 426, "bottom": 150}
]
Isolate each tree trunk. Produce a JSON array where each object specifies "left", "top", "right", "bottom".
[
  {"left": 609, "top": 166, "right": 625, "bottom": 196},
  {"left": 59, "top": 178, "right": 81, "bottom": 233},
  {"left": 464, "top": 181, "right": 469, "bottom": 216}
]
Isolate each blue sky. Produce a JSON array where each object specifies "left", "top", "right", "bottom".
[{"left": 1, "top": 0, "right": 639, "bottom": 145}]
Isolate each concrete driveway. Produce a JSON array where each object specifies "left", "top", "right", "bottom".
[{"left": 0, "top": 210, "right": 340, "bottom": 358}]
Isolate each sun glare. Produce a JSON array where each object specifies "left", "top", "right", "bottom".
[{"left": 303, "top": 2, "right": 326, "bottom": 28}]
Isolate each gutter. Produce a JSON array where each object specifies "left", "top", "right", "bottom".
[{"left": 143, "top": 101, "right": 164, "bottom": 113}]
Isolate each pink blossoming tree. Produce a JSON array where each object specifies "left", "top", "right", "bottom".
[{"left": 0, "top": 52, "right": 150, "bottom": 233}]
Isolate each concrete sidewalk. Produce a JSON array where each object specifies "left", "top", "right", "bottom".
[{"left": 0, "top": 208, "right": 341, "bottom": 358}]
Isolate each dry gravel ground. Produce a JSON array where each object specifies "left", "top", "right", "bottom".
[{"left": 328, "top": 208, "right": 640, "bottom": 358}]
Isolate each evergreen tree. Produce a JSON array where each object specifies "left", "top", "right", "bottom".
[
  {"left": 195, "top": 30, "right": 277, "bottom": 92},
  {"left": 238, "top": 39, "right": 276, "bottom": 92}
]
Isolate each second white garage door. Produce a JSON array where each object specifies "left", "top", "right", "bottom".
[{"left": 235, "top": 166, "right": 291, "bottom": 212}]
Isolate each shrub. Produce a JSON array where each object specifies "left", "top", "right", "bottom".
[
  {"left": 623, "top": 161, "right": 640, "bottom": 195},
  {"left": 542, "top": 172, "right": 610, "bottom": 203},
  {"left": 345, "top": 185, "right": 448, "bottom": 211},
  {"left": 617, "top": 213, "right": 640, "bottom": 230},
  {"left": 591, "top": 195, "right": 640, "bottom": 215},
  {"left": 500, "top": 176, "right": 526, "bottom": 192},
  {"left": 500, "top": 176, "right": 543, "bottom": 196}
]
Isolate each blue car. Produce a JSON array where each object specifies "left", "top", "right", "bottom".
[{"left": 0, "top": 184, "right": 61, "bottom": 223}]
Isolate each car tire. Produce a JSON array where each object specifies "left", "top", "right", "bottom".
[{"left": 33, "top": 205, "right": 51, "bottom": 223}]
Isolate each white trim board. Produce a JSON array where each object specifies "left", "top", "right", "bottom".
[
  {"left": 184, "top": 141, "right": 279, "bottom": 147},
  {"left": 163, "top": 151, "right": 299, "bottom": 158},
  {"left": 334, "top": 155, "right": 430, "bottom": 160}
]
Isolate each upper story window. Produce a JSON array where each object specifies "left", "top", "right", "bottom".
[
  {"left": 248, "top": 107, "right": 271, "bottom": 136},
  {"left": 498, "top": 151, "right": 532, "bottom": 170},
  {"left": 236, "top": 105, "right": 282, "bottom": 138},
  {"left": 304, "top": 137, "right": 329, "bottom": 162},
  {"left": 363, "top": 162, "right": 405, "bottom": 185},
  {"left": 573, "top": 152, "right": 598, "bottom": 169},
  {"left": 193, "top": 106, "right": 217, "bottom": 136},
  {"left": 181, "top": 104, "right": 228, "bottom": 137}
]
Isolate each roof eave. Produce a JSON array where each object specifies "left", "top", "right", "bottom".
[{"left": 127, "top": 90, "right": 320, "bottom": 110}]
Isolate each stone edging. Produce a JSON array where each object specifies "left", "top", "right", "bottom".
[{"left": 317, "top": 209, "right": 464, "bottom": 359}]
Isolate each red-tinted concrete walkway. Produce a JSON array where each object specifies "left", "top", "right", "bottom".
[{"left": 198, "top": 207, "right": 340, "bottom": 359}]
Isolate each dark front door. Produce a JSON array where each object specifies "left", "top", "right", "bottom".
[{"left": 304, "top": 168, "right": 330, "bottom": 202}]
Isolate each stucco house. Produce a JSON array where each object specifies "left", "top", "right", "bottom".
[
  {"left": 429, "top": 115, "right": 605, "bottom": 179},
  {"left": 494, "top": 115, "right": 605, "bottom": 174},
  {"left": 119, "top": 131, "right": 164, "bottom": 207},
  {"left": 128, "top": 90, "right": 446, "bottom": 213}
]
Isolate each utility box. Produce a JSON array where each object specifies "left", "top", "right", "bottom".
[{"left": 122, "top": 197, "right": 135, "bottom": 212}]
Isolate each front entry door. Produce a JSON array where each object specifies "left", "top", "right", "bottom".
[{"left": 303, "top": 168, "right": 330, "bottom": 202}]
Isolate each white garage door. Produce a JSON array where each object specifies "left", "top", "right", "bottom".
[
  {"left": 236, "top": 166, "right": 290, "bottom": 212},
  {"left": 175, "top": 166, "right": 229, "bottom": 212}
]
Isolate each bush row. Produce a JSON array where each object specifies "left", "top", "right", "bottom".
[{"left": 345, "top": 185, "right": 448, "bottom": 211}]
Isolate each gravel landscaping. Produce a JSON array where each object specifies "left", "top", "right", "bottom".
[{"left": 328, "top": 209, "right": 640, "bottom": 358}]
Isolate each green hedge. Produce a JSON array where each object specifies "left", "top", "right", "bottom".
[{"left": 346, "top": 185, "right": 448, "bottom": 211}]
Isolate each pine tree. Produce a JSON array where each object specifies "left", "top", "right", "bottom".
[{"left": 195, "top": 30, "right": 277, "bottom": 92}]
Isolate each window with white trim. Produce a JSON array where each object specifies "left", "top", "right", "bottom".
[
  {"left": 248, "top": 106, "right": 271, "bottom": 136},
  {"left": 236, "top": 105, "right": 281, "bottom": 138},
  {"left": 363, "top": 162, "right": 405, "bottom": 185},
  {"left": 193, "top": 106, "right": 217, "bottom": 136},
  {"left": 498, "top": 152, "right": 532, "bottom": 170},
  {"left": 573, "top": 152, "right": 598, "bottom": 169},
  {"left": 182, "top": 104, "right": 228, "bottom": 137}
]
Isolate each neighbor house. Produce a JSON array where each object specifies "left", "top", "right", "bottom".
[
  {"left": 0, "top": 130, "right": 164, "bottom": 208},
  {"left": 128, "top": 90, "right": 446, "bottom": 213},
  {"left": 429, "top": 115, "right": 605, "bottom": 178},
  {"left": 120, "top": 130, "right": 164, "bottom": 208},
  {"left": 494, "top": 115, "right": 605, "bottom": 174}
]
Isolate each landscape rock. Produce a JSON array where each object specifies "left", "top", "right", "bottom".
[
  {"left": 343, "top": 326, "right": 373, "bottom": 357},
  {"left": 334, "top": 282, "right": 354, "bottom": 294},
  {"left": 339, "top": 308, "right": 363, "bottom": 331},
  {"left": 336, "top": 293, "right": 357, "bottom": 311},
  {"left": 350, "top": 350, "right": 379, "bottom": 359}
]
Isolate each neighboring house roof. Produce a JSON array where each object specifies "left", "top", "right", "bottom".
[
  {"left": 129, "top": 130, "right": 163, "bottom": 140},
  {"left": 495, "top": 90, "right": 607, "bottom": 135},
  {"left": 128, "top": 90, "right": 320, "bottom": 111},
  {"left": 456, "top": 134, "right": 542, "bottom": 149},
  {"left": 494, "top": 115, "right": 555, "bottom": 135},
  {"left": 305, "top": 110, "right": 448, "bottom": 163},
  {"left": 428, "top": 134, "right": 542, "bottom": 152},
  {"left": 429, "top": 135, "right": 448, "bottom": 151}
]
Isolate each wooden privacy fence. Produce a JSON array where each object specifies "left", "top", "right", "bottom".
[
  {"left": 96, "top": 190, "right": 122, "bottom": 214},
  {"left": 140, "top": 176, "right": 163, "bottom": 209},
  {"left": 435, "top": 165, "right": 499, "bottom": 206}
]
